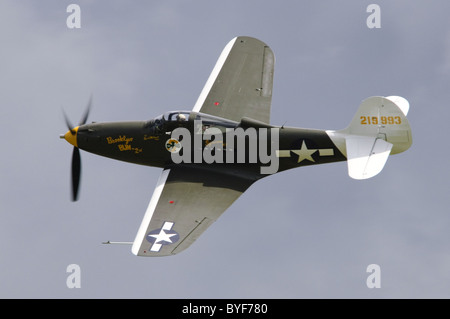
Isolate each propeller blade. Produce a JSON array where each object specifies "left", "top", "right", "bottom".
[
  {"left": 71, "top": 147, "right": 81, "bottom": 201},
  {"left": 63, "top": 95, "right": 92, "bottom": 201},
  {"left": 63, "top": 109, "right": 76, "bottom": 134},
  {"left": 79, "top": 95, "right": 93, "bottom": 126}
]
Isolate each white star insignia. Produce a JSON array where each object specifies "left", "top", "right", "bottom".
[
  {"left": 291, "top": 141, "right": 317, "bottom": 163},
  {"left": 149, "top": 229, "right": 177, "bottom": 244}
]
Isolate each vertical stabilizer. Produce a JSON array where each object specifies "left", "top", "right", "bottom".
[{"left": 327, "top": 96, "right": 412, "bottom": 179}]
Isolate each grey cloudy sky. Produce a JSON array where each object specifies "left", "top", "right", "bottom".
[{"left": 1, "top": 0, "right": 449, "bottom": 298}]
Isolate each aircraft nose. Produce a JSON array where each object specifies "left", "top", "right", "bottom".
[{"left": 60, "top": 126, "right": 79, "bottom": 147}]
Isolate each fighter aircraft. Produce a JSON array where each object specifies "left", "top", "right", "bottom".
[{"left": 61, "top": 36, "right": 412, "bottom": 256}]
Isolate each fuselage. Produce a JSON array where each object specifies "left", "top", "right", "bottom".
[{"left": 71, "top": 110, "right": 347, "bottom": 180}]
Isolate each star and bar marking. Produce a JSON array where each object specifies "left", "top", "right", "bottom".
[
  {"left": 146, "top": 221, "right": 180, "bottom": 252},
  {"left": 276, "top": 141, "right": 334, "bottom": 163}
]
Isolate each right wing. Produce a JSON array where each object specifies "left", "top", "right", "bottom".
[
  {"left": 131, "top": 166, "right": 255, "bottom": 256},
  {"left": 192, "top": 36, "right": 275, "bottom": 124}
]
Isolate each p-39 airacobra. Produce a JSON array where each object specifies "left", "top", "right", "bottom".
[{"left": 61, "top": 36, "right": 412, "bottom": 256}]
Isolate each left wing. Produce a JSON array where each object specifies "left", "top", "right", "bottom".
[
  {"left": 192, "top": 36, "right": 275, "bottom": 124},
  {"left": 131, "top": 167, "right": 254, "bottom": 256}
]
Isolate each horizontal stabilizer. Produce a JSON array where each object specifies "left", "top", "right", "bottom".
[{"left": 346, "top": 136, "right": 393, "bottom": 179}]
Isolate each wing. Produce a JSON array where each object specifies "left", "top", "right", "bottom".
[
  {"left": 131, "top": 167, "right": 255, "bottom": 256},
  {"left": 192, "top": 36, "right": 275, "bottom": 124}
]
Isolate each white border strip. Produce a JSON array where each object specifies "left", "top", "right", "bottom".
[
  {"left": 131, "top": 169, "right": 171, "bottom": 255},
  {"left": 192, "top": 37, "right": 238, "bottom": 112}
]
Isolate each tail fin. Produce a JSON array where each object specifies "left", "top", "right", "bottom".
[{"left": 333, "top": 96, "right": 412, "bottom": 179}]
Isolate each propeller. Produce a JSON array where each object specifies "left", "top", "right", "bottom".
[{"left": 62, "top": 96, "right": 92, "bottom": 201}]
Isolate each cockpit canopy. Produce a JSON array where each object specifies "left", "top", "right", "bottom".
[
  {"left": 145, "top": 111, "right": 238, "bottom": 134},
  {"left": 144, "top": 111, "right": 190, "bottom": 134},
  {"left": 162, "top": 111, "right": 190, "bottom": 123}
]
